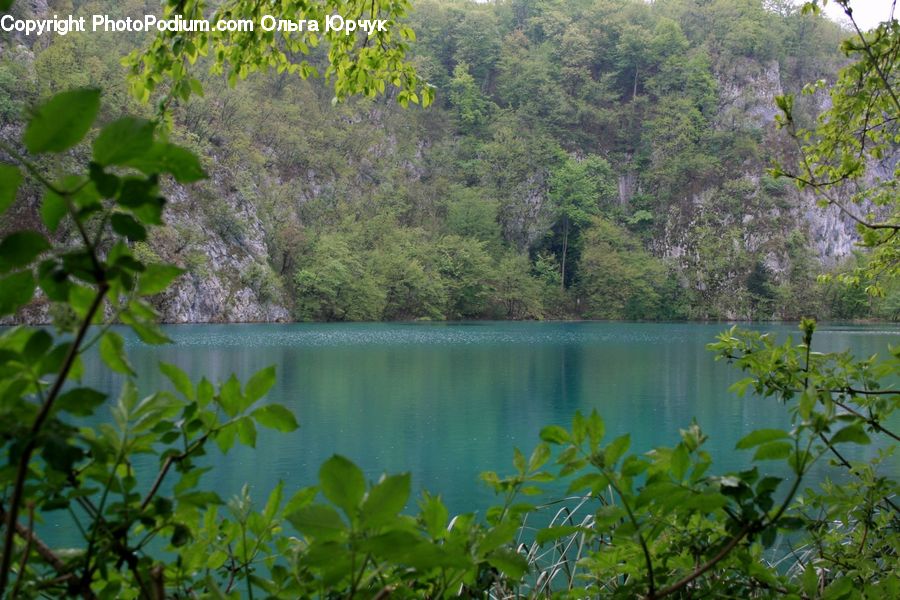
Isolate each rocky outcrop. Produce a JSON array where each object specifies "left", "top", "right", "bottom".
[
  {"left": 715, "top": 58, "right": 784, "bottom": 131},
  {"left": 715, "top": 56, "right": 860, "bottom": 266},
  {"left": 151, "top": 181, "right": 291, "bottom": 323},
  {"left": 156, "top": 271, "right": 290, "bottom": 323}
]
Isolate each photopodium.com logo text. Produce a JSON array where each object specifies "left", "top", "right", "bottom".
[{"left": 0, "top": 14, "right": 388, "bottom": 36}]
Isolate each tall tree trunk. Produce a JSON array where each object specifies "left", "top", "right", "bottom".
[
  {"left": 633, "top": 66, "right": 639, "bottom": 100},
  {"left": 560, "top": 217, "right": 569, "bottom": 291}
]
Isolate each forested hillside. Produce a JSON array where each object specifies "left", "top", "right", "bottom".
[{"left": 1, "top": 0, "right": 893, "bottom": 322}]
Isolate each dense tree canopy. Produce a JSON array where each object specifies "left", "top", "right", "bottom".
[
  {"left": 0, "top": 0, "right": 896, "bottom": 598},
  {"left": 2, "top": 0, "right": 881, "bottom": 322}
]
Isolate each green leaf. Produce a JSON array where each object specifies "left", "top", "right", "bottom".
[
  {"left": 622, "top": 455, "right": 649, "bottom": 477},
  {"left": 728, "top": 377, "right": 756, "bottom": 397},
  {"left": 736, "top": 429, "right": 790, "bottom": 450},
  {"left": 89, "top": 163, "right": 119, "bottom": 198},
  {"left": 160, "top": 362, "right": 194, "bottom": 400},
  {"left": 753, "top": 441, "right": 793, "bottom": 461},
  {"left": 215, "top": 421, "right": 236, "bottom": 453},
  {"left": 539, "top": 424, "right": 569, "bottom": 444},
  {"left": 604, "top": 434, "right": 631, "bottom": 466},
  {"left": 251, "top": 404, "right": 298, "bottom": 432},
  {"left": 586, "top": 411, "right": 605, "bottom": 449},
  {"left": 236, "top": 416, "right": 257, "bottom": 447},
  {"left": 799, "top": 388, "right": 816, "bottom": 420},
  {"left": 0, "top": 231, "right": 51, "bottom": 272},
  {"left": 111, "top": 213, "right": 147, "bottom": 241},
  {"left": 683, "top": 492, "right": 729, "bottom": 513},
  {"left": 0, "top": 271, "right": 35, "bottom": 315},
  {"left": 245, "top": 365, "right": 276, "bottom": 403},
  {"left": 197, "top": 377, "right": 214, "bottom": 407},
  {"left": 206, "top": 551, "right": 228, "bottom": 570},
  {"left": 513, "top": 447, "right": 526, "bottom": 474},
  {"left": 594, "top": 505, "right": 626, "bottom": 527},
  {"left": 41, "top": 437, "right": 83, "bottom": 473},
  {"left": 40, "top": 190, "right": 67, "bottom": 233},
  {"left": 487, "top": 548, "right": 529, "bottom": 580},
  {"left": 218, "top": 374, "right": 246, "bottom": 417},
  {"left": 99, "top": 331, "right": 134, "bottom": 376},
  {"left": 170, "top": 523, "right": 191, "bottom": 547},
  {"left": 571, "top": 411, "right": 586, "bottom": 444},
  {"left": 823, "top": 576, "right": 853, "bottom": 600},
  {"left": 670, "top": 444, "right": 689, "bottom": 481},
  {"left": 830, "top": 424, "right": 870, "bottom": 445},
  {"left": 137, "top": 264, "right": 183, "bottom": 296},
  {"left": 359, "top": 530, "right": 423, "bottom": 561},
  {"left": 319, "top": 455, "right": 366, "bottom": 517},
  {"left": 802, "top": 560, "right": 819, "bottom": 596},
  {"left": 174, "top": 467, "right": 210, "bottom": 495},
  {"left": 386, "top": 539, "right": 470, "bottom": 571},
  {"left": 92, "top": 117, "right": 155, "bottom": 166},
  {"left": 286, "top": 504, "right": 346, "bottom": 540},
  {"left": 361, "top": 473, "right": 410, "bottom": 527},
  {"left": 24, "top": 88, "right": 101, "bottom": 154},
  {"left": 419, "top": 492, "right": 449, "bottom": 539},
  {"left": 127, "top": 142, "right": 206, "bottom": 183},
  {"left": 23, "top": 329, "right": 52, "bottom": 363},
  {"left": 263, "top": 481, "right": 284, "bottom": 521},
  {"left": 132, "top": 393, "right": 182, "bottom": 433},
  {"left": 283, "top": 486, "right": 317, "bottom": 516},
  {"left": 37, "top": 260, "right": 68, "bottom": 301},
  {"left": 37, "top": 341, "right": 79, "bottom": 377},
  {"left": 480, "top": 520, "right": 519, "bottom": 553},
  {"left": 566, "top": 473, "right": 608, "bottom": 494},
  {"left": 528, "top": 442, "right": 550, "bottom": 472},
  {"left": 125, "top": 321, "right": 170, "bottom": 345},
  {"left": 0, "top": 163, "right": 22, "bottom": 214},
  {"left": 56, "top": 388, "right": 106, "bottom": 416}
]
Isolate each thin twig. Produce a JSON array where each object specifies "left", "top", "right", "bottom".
[
  {"left": 0, "top": 283, "right": 108, "bottom": 596},
  {"left": 606, "top": 474, "right": 655, "bottom": 598},
  {"left": 11, "top": 502, "right": 36, "bottom": 598},
  {"left": 139, "top": 432, "right": 210, "bottom": 512}
]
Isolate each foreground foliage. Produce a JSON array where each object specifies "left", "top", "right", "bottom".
[{"left": 775, "top": 0, "right": 900, "bottom": 297}]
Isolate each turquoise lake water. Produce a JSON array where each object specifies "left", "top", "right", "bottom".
[{"left": 51, "top": 321, "right": 899, "bottom": 543}]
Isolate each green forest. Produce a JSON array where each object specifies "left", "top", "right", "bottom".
[
  {"left": 0, "top": 0, "right": 898, "bottom": 598},
  {"left": 1, "top": 0, "right": 893, "bottom": 323}
]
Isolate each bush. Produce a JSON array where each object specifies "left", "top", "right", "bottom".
[
  {"left": 577, "top": 217, "right": 664, "bottom": 320},
  {"left": 242, "top": 260, "right": 284, "bottom": 305}
]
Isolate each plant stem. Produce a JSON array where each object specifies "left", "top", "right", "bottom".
[
  {"left": 651, "top": 523, "right": 753, "bottom": 599},
  {"left": 241, "top": 523, "right": 254, "bottom": 600},
  {"left": 11, "top": 502, "right": 36, "bottom": 598},
  {"left": 652, "top": 436, "right": 812, "bottom": 599},
  {"left": 0, "top": 283, "right": 108, "bottom": 596},
  {"left": 140, "top": 432, "right": 210, "bottom": 512},
  {"left": 838, "top": 1, "right": 900, "bottom": 115},
  {"left": 605, "top": 472, "right": 655, "bottom": 598}
]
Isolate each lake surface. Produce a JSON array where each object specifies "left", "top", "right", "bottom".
[{"left": 54, "top": 322, "right": 900, "bottom": 542}]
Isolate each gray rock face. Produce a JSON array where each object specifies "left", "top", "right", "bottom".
[
  {"left": 715, "top": 58, "right": 784, "bottom": 131},
  {"left": 153, "top": 182, "right": 291, "bottom": 323},
  {"left": 156, "top": 270, "right": 290, "bottom": 323},
  {"left": 714, "top": 57, "right": 861, "bottom": 266}
]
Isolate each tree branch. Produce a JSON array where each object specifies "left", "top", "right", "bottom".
[
  {"left": 650, "top": 523, "right": 753, "bottom": 599},
  {"left": 0, "top": 283, "right": 108, "bottom": 596},
  {"left": 139, "top": 432, "right": 210, "bottom": 512}
]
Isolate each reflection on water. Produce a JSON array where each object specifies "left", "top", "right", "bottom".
[{"left": 51, "top": 321, "right": 899, "bottom": 544}]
